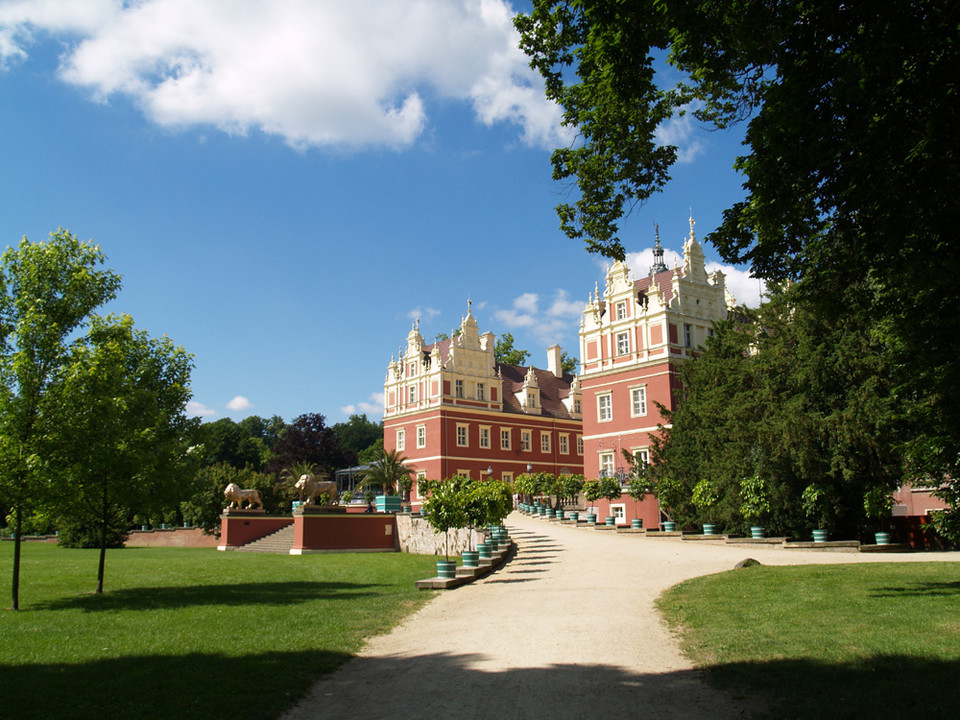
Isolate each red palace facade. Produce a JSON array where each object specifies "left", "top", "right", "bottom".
[
  {"left": 578, "top": 218, "right": 732, "bottom": 526},
  {"left": 383, "top": 304, "right": 583, "bottom": 511}
]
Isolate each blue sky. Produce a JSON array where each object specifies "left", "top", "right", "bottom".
[{"left": 0, "top": 0, "right": 759, "bottom": 425}]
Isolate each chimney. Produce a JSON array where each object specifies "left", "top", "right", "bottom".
[{"left": 547, "top": 344, "right": 563, "bottom": 377}]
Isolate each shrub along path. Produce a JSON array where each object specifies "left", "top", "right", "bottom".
[{"left": 281, "top": 513, "right": 960, "bottom": 720}]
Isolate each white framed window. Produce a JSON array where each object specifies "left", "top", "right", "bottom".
[
  {"left": 559, "top": 434, "right": 569, "bottom": 454},
  {"left": 477, "top": 383, "right": 485, "bottom": 401},
  {"left": 479, "top": 426, "right": 491, "bottom": 449},
  {"left": 457, "top": 468, "right": 471, "bottom": 479},
  {"left": 540, "top": 433, "right": 551, "bottom": 453},
  {"left": 527, "top": 393, "right": 538, "bottom": 408},
  {"left": 598, "top": 393, "right": 612, "bottom": 422},
  {"left": 502, "top": 471, "right": 514, "bottom": 484},
  {"left": 407, "top": 362, "right": 417, "bottom": 377},
  {"left": 631, "top": 386, "right": 647, "bottom": 417},
  {"left": 577, "top": 435, "right": 584, "bottom": 455},
  {"left": 684, "top": 323, "right": 692, "bottom": 348},
  {"left": 616, "top": 301, "right": 626, "bottom": 320},
  {"left": 616, "top": 331, "right": 629, "bottom": 355},
  {"left": 415, "top": 470, "right": 426, "bottom": 499},
  {"left": 574, "top": 399, "right": 582, "bottom": 414},
  {"left": 416, "top": 424, "right": 426, "bottom": 449},
  {"left": 455, "top": 379, "right": 463, "bottom": 398},
  {"left": 633, "top": 448, "right": 650, "bottom": 466},
  {"left": 456, "top": 424, "right": 468, "bottom": 447},
  {"left": 501, "top": 428, "right": 511, "bottom": 450},
  {"left": 611, "top": 503, "right": 626, "bottom": 523},
  {"left": 521, "top": 429, "right": 532, "bottom": 451},
  {"left": 599, "top": 451, "right": 615, "bottom": 478},
  {"left": 396, "top": 428, "right": 405, "bottom": 451},
  {"left": 408, "top": 385, "right": 417, "bottom": 403}
]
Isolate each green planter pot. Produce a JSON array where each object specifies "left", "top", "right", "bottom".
[
  {"left": 436, "top": 560, "right": 456, "bottom": 579},
  {"left": 568, "top": 511, "right": 579, "bottom": 522},
  {"left": 702, "top": 524, "right": 715, "bottom": 535},
  {"left": 875, "top": 532, "right": 890, "bottom": 546},
  {"left": 750, "top": 526, "right": 765, "bottom": 538},
  {"left": 462, "top": 550, "right": 479, "bottom": 567},
  {"left": 631, "top": 518, "right": 643, "bottom": 529},
  {"left": 662, "top": 521, "right": 677, "bottom": 532},
  {"left": 586, "top": 513, "right": 598, "bottom": 524},
  {"left": 545, "top": 508, "right": 555, "bottom": 518},
  {"left": 812, "top": 529, "right": 829, "bottom": 543},
  {"left": 605, "top": 516, "right": 616, "bottom": 526},
  {"left": 477, "top": 543, "right": 492, "bottom": 560}
]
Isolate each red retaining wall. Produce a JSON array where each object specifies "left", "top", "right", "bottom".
[
  {"left": 126, "top": 527, "right": 220, "bottom": 548},
  {"left": 292, "top": 513, "right": 397, "bottom": 553}
]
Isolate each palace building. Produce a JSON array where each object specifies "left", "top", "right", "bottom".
[
  {"left": 382, "top": 303, "right": 584, "bottom": 511},
  {"left": 578, "top": 217, "right": 734, "bottom": 526}
]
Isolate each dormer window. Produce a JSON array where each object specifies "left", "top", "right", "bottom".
[{"left": 528, "top": 393, "right": 537, "bottom": 408}]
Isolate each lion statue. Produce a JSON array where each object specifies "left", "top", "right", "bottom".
[
  {"left": 295, "top": 474, "right": 339, "bottom": 506},
  {"left": 224, "top": 482, "right": 263, "bottom": 510}
]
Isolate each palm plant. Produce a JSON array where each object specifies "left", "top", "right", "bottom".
[{"left": 357, "top": 448, "right": 414, "bottom": 497}]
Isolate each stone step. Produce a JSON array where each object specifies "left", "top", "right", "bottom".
[{"left": 237, "top": 524, "right": 295, "bottom": 553}]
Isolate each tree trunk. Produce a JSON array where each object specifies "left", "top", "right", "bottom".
[
  {"left": 96, "top": 488, "right": 108, "bottom": 594},
  {"left": 11, "top": 503, "right": 23, "bottom": 610}
]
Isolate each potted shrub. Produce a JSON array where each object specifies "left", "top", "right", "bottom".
[
  {"left": 584, "top": 477, "right": 623, "bottom": 525},
  {"left": 740, "top": 475, "right": 770, "bottom": 538},
  {"left": 358, "top": 448, "right": 414, "bottom": 513},
  {"left": 691, "top": 478, "right": 719, "bottom": 535},
  {"left": 624, "top": 451, "right": 654, "bottom": 528},
  {"left": 801, "top": 483, "right": 833, "bottom": 542},
  {"left": 422, "top": 475, "right": 469, "bottom": 577},
  {"left": 863, "top": 486, "right": 893, "bottom": 545}
]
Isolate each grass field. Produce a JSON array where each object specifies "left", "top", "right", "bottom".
[
  {"left": 657, "top": 562, "right": 960, "bottom": 719},
  {"left": 0, "top": 542, "right": 438, "bottom": 720}
]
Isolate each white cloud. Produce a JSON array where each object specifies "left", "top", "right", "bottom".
[
  {"left": 226, "top": 395, "right": 252, "bottom": 411},
  {"left": 493, "top": 289, "right": 581, "bottom": 346},
  {"left": 341, "top": 392, "right": 384, "bottom": 418},
  {"left": 186, "top": 400, "right": 215, "bottom": 417},
  {"left": 655, "top": 110, "right": 704, "bottom": 164},
  {"left": 624, "top": 247, "right": 683, "bottom": 277},
  {"left": 0, "top": 0, "right": 569, "bottom": 150},
  {"left": 408, "top": 306, "right": 441, "bottom": 322}
]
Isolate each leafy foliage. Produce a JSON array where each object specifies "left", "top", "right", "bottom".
[
  {"left": 0, "top": 230, "right": 122, "bottom": 608},
  {"left": 517, "top": 0, "right": 960, "bottom": 539},
  {"left": 267, "top": 413, "right": 350, "bottom": 477},
  {"left": 494, "top": 332, "right": 530, "bottom": 367},
  {"left": 331, "top": 413, "right": 382, "bottom": 466}
]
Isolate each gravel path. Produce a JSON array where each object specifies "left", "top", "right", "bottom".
[{"left": 281, "top": 512, "right": 959, "bottom": 719}]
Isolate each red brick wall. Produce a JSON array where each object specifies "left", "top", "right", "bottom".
[{"left": 219, "top": 516, "right": 293, "bottom": 548}]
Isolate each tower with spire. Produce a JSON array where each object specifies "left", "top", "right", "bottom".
[{"left": 577, "top": 215, "right": 733, "bottom": 527}]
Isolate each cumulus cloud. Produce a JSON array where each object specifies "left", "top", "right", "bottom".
[
  {"left": 408, "top": 306, "right": 441, "bottom": 323},
  {"left": 341, "top": 391, "right": 384, "bottom": 418},
  {"left": 226, "top": 395, "right": 253, "bottom": 411},
  {"left": 186, "top": 400, "right": 215, "bottom": 417},
  {"left": 655, "top": 107, "right": 705, "bottom": 164},
  {"left": 0, "top": 0, "right": 569, "bottom": 150},
  {"left": 493, "top": 289, "right": 582, "bottom": 345}
]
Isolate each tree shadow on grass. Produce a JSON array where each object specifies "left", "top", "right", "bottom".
[
  {"left": 869, "top": 580, "right": 960, "bottom": 598},
  {"left": 706, "top": 655, "right": 960, "bottom": 720},
  {"left": 4, "top": 647, "right": 953, "bottom": 720},
  {"left": 33, "top": 580, "right": 383, "bottom": 612}
]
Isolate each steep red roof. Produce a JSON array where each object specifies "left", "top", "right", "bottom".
[{"left": 497, "top": 364, "right": 576, "bottom": 419}]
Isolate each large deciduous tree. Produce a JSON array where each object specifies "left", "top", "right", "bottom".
[
  {"left": 53, "top": 314, "right": 195, "bottom": 593},
  {"left": 0, "top": 230, "right": 121, "bottom": 610},
  {"left": 267, "top": 413, "right": 350, "bottom": 478},
  {"left": 517, "top": 1, "right": 960, "bottom": 539}
]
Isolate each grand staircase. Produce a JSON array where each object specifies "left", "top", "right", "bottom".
[{"left": 236, "top": 524, "right": 295, "bottom": 553}]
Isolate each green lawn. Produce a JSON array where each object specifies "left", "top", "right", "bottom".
[
  {"left": 657, "top": 562, "right": 960, "bottom": 719},
  {"left": 0, "top": 542, "right": 438, "bottom": 720}
]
